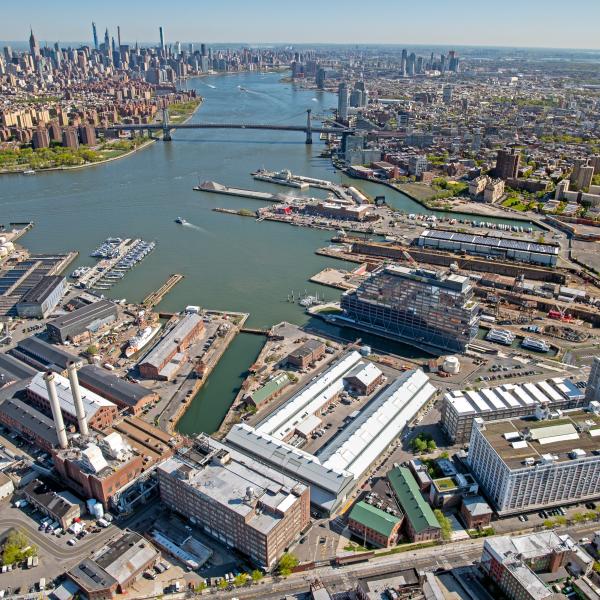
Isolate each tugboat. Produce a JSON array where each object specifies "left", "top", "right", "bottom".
[{"left": 175, "top": 217, "right": 188, "bottom": 225}]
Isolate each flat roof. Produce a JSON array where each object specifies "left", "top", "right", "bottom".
[
  {"left": 476, "top": 409, "right": 600, "bottom": 469},
  {"left": 445, "top": 378, "right": 578, "bottom": 417},
  {"left": 388, "top": 466, "right": 440, "bottom": 534},
  {"left": 382, "top": 264, "right": 470, "bottom": 291},
  {"left": 288, "top": 338, "right": 325, "bottom": 359}
]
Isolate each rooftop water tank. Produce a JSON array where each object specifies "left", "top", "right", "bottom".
[{"left": 442, "top": 356, "right": 460, "bottom": 374}]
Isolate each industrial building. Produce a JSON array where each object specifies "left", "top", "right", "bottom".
[
  {"left": 468, "top": 408, "right": 600, "bottom": 515},
  {"left": 53, "top": 416, "right": 181, "bottom": 511},
  {"left": 340, "top": 265, "right": 480, "bottom": 354},
  {"left": 227, "top": 367, "right": 435, "bottom": 514},
  {"left": 348, "top": 501, "right": 402, "bottom": 548},
  {"left": 15, "top": 275, "right": 66, "bottom": 318},
  {"left": 26, "top": 371, "right": 118, "bottom": 430},
  {"left": 387, "top": 466, "right": 442, "bottom": 542},
  {"left": 418, "top": 229, "right": 559, "bottom": 267},
  {"left": 442, "top": 377, "right": 586, "bottom": 443},
  {"left": 158, "top": 436, "right": 310, "bottom": 570},
  {"left": 480, "top": 532, "right": 582, "bottom": 600},
  {"left": 138, "top": 313, "right": 203, "bottom": 380},
  {"left": 0, "top": 352, "right": 36, "bottom": 386},
  {"left": 67, "top": 531, "right": 160, "bottom": 599},
  {"left": 286, "top": 339, "right": 326, "bottom": 369},
  {"left": 11, "top": 335, "right": 84, "bottom": 373},
  {"left": 47, "top": 298, "right": 118, "bottom": 344},
  {"left": 78, "top": 364, "right": 159, "bottom": 414},
  {"left": 22, "top": 478, "right": 84, "bottom": 529}
]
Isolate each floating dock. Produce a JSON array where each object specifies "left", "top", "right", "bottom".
[{"left": 143, "top": 273, "right": 184, "bottom": 307}]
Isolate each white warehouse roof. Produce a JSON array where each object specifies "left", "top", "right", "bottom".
[
  {"left": 256, "top": 351, "right": 362, "bottom": 441},
  {"left": 319, "top": 369, "right": 436, "bottom": 479}
]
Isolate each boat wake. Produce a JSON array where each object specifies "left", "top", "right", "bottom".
[{"left": 183, "top": 222, "right": 211, "bottom": 235}]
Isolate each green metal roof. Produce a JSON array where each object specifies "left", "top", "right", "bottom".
[
  {"left": 250, "top": 372, "right": 289, "bottom": 405},
  {"left": 387, "top": 466, "right": 440, "bottom": 534},
  {"left": 348, "top": 501, "right": 401, "bottom": 538}
]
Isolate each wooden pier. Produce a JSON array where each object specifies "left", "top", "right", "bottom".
[{"left": 143, "top": 273, "right": 184, "bottom": 307}]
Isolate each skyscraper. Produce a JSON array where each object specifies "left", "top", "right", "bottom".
[
  {"left": 159, "top": 26, "right": 165, "bottom": 51},
  {"left": 495, "top": 149, "right": 520, "bottom": 180},
  {"left": 92, "top": 22, "right": 98, "bottom": 51},
  {"left": 29, "top": 28, "right": 40, "bottom": 60},
  {"left": 586, "top": 357, "right": 600, "bottom": 403},
  {"left": 316, "top": 67, "right": 326, "bottom": 90},
  {"left": 443, "top": 84, "right": 454, "bottom": 105},
  {"left": 400, "top": 48, "right": 407, "bottom": 77},
  {"left": 337, "top": 82, "right": 349, "bottom": 121},
  {"left": 340, "top": 265, "right": 480, "bottom": 354}
]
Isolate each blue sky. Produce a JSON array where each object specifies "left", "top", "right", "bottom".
[{"left": 2, "top": 0, "right": 599, "bottom": 49}]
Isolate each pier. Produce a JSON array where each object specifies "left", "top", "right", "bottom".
[
  {"left": 142, "top": 273, "right": 184, "bottom": 307},
  {"left": 195, "top": 180, "right": 313, "bottom": 203}
]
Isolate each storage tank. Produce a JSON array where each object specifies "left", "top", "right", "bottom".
[
  {"left": 359, "top": 345, "right": 372, "bottom": 356},
  {"left": 442, "top": 356, "right": 460, "bottom": 374},
  {"left": 0, "top": 247, "right": 8, "bottom": 258},
  {"left": 86, "top": 498, "right": 98, "bottom": 514},
  {"left": 93, "top": 502, "right": 104, "bottom": 519},
  {"left": 0, "top": 236, "right": 6, "bottom": 244}
]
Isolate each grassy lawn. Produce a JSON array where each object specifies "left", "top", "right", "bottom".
[
  {"left": 377, "top": 540, "right": 439, "bottom": 556},
  {"left": 434, "top": 477, "right": 457, "bottom": 491},
  {"left": 395, "top": 182, "right": 438, "bottom": 202}
]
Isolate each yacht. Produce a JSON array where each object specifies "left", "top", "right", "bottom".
[
  {"left": 124, "top": 325, "right": 161, "bottom": 358},
  {"left": 521, "top": 337, "right": 550, "bottom": 352},
  {"left": 23, "top": 169, "right": 36, "bottom": 175}
]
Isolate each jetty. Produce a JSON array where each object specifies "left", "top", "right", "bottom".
[
  {"left": 143, "top": 273, "right": 184, "bottom": 307},
  {"left": 194, "top": 180, "right": 318, "bottom": 204}
]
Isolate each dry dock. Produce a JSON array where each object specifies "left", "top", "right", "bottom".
[
  {"left": 143, "top": 273, "right": 184, "bottom": 307},
  {"left": 195, "top": 180, "right": 307, "bottom": 203}
]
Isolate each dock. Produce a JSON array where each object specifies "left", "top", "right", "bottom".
[
  {"left": 143, "top": 273, "right": 184, "bottom": 307},
  {"left": 195, "top": 180, "right": 318, "bottom": 204}
]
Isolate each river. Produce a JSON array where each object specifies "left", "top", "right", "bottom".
[{"left": 0, "top": 71, "right": 538, "bottom": 435}]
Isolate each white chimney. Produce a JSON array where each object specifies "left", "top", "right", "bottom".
[
  {"left": 44, "top": 371, "right": 68, "bottom": 449},
  {"left": 67, "top": 362, "right": 89, "bottom": 436}
]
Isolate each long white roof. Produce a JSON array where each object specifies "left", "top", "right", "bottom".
[
  {"left": 445, "top": 378, "right": 573, "bottom": 417},
  {"left": 28, "top": 371, "right": 116, "bottom": 420},
  {"left": 256, "top": 351, "right": 362, "bottom": 440},
  {"left": 319, "top": 369, "right": 436, "bottom": 479}
]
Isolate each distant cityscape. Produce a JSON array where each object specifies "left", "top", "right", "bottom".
[{"left": 1, "top": 12, "right": 600, "bottom": 600}]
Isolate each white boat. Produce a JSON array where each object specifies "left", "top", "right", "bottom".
[
  {"left": 486, "top": 328, "right": 515, "bottom": 346},
  {"left": 175, "top": 217, "right": 188, "bottom": 225},
  {"left": 124, "top": 325, "right": 160, "bottom": 358},
  {"left": 23, "top": 169, "right": 36, "bottom": 175},
  {"left": 522, "top": 337, "right": 550, "bottom": 352}
]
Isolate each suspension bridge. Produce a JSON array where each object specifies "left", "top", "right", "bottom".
[{"left": 101, "top": 108, "right": 353, "bottom": 144}]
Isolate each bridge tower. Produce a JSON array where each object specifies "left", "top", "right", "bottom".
[
  {"left": 162, "top": 107, "right": 172, "bottom": 141},
  {"left": 305, "top": 109, "right": 312, "bottom": 145}
]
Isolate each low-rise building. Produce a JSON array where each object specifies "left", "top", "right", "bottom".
[
  {"left": 286, "top": 339, "right": 326, "bottom": 370},
  {"left": 0, "top": 472, "right": 15, "bottom": 500},
  {"left": 15, "top": 275, "right": 66, "bottom": 319},
  {"left": 428, "top": 472, "right": 479, "bottom": 509},
  {"left": 47, "top": 299, "right": 118, "bottom": 344},
  {"left": 348, "top": 500, "right": 402, "bottom": 548},
  {"left": 10, "top": 336, "right": 84, "bottom": 374},
  {"left": 387, "top": 466, "right": 441, "bottom": 542},
  {"left": 0, "top": 353, "right": 37, "bottom": 386},
  {"left": 460, "top": 496, "right": 493, "bottom": 530},
  {"left": 67, "top": 531, "right": 160, "bottom": 599},
  {"left": 343, "top": 362, "right": 384, "bottom": 396},
  {"left": 138, "top": 313, "right": 203, "bottom": 380},
  {"left": 244, "top": 372, "right": 290, "bottom": 409},
  {"left": 158, "top": 436, "right": 310, "bottom": 570},
  {"left": 22, "top": 479, "right": 84, "bottom": 529}
]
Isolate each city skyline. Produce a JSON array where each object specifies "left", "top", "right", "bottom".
[{"left": 2, "top": 0, "right": 600, "bottom": 50}]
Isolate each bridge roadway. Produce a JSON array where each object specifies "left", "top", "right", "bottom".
[{"left": 105, "top": 122, "right": 352, "bottom": 134}]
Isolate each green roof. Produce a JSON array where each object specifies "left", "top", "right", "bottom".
[
  {"left": 387, "top": 466, "right": 440, "bottom": 534},
  {"left": 348, "top": 501, "right": 401, "bottom": 538},
  {"left": 250, "top": 373, "right": 289, "bottom": 405}
]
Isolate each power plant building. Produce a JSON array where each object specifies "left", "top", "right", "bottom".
[
  {"left": 418, "top": 230, "right": 559, "bottom": 267},
  {"left": 340, "top": 265, "right": 480, "bottom": 354},
  {"left": 442, "top": 377, "right": 586, "bottom": 443},
  {"left": 468, "top": 408, "right": 600, "bottom": 515},
  {"left": 158, "top": 436, "right": 310, "bottom": 570}
]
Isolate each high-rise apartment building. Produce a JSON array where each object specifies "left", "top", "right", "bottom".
[
  {"left": 468, "top": 409, "right": 600, "bottom": 515},
  {"left": 316, "top": 68, "right": 326, "bottom": 89},
  {"left": 61, "top": 127, "right": 79, "bottom": 149},
  {"left": 337, "top": 82, "right": 349, "bottom": 121},
  {"left": 78, "top": 124, "right": 97, "bottom": 146},
  {"left": 32, "top": 127, "right": 50, "bottom": 149},
  {"left": 586, "top": 356, "right": 600, "bottom": 403},
  {"left": 340, "top": 265, "right": 480, "bottom": 354},
  {"left": 495, "top": 149, "right": 520, "bottom": 180}
]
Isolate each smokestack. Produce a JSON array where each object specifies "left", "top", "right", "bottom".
[
  {"left": 44, "top": 372, "right": 68, "bottom": 449},
  {"left": 67, "top": 362, "right": 89, "bottom": 436}
]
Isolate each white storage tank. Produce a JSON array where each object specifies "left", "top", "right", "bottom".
[
  {"left": 359, "top": 345, "right": 372, "bottom": 357},
  {"left": 93, "top": 502, "right": 104, "bottom": 519},
  {"left": 0, "top": 247, "right": 8, "bottom": 258},
  {"left": 0, "top": 236, "right": 6, "bottom": 244},
  {"left": 86, "top": 498, "right": 97, "bottom": 514},
  {"left": 442, "top": 356, "right": 460, "bottom": 374}
]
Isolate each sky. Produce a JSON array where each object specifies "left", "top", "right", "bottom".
[{"left": 2, "top": 0, "right": 599, "bottom": 50}]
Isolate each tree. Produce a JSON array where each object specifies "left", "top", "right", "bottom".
[
  {"left": 194, "top": 581, "right": 207, "bottom": 593},
  {"left": 234, "top": 573, "right": 248, "bottom": 587},
  {"left": 573, "top": 512, "right": 585, "bottom": 524},
  {"left": 217, "top": 578, "right": 228, "bottom": 590},
  {"left": 543, "top": 519, "right": 555, "bottom": 529},
  {"left": 2, "top": 529, "right": 36, "bottom": 566},
  {"left": 86, "top": 344, "right": 99, "bottom": 356},
  {"left": 426, "top": 440, "right": 437, "bottom": 452},
  {"left": 251, "top": 569, "right": 263, "bottom": 584},
  {"left": 277, "top": 553, "right": 299, "bottom": 577},
  {"left": 434, "top": 509, "right": 453, "bottom": 541},
  {"left": 593, "top": 561, "right": 600, "bottom": 574}
]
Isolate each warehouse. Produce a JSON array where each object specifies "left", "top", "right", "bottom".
[
  {"left": 441, "top": 377, "right": 586, "bottom": 443},
  {"left": 286, "top": 339, "right": 326, "bottom": 369},
  {"left": 15, "top": 275, "right": 66, "bottom": 319},
  {"left": 22, "top": 479, "right": 84, "bottom": 529},
  {"left": 10, "top": 335, "right": 84, "bottom": 373},
  {"left": 0, "top": 352, "right": 37, "bottom": 386},
  {"left": 418, "top": 229, "right": 559, "bottom": 266},
  {"left": 47, "top": 299, "right": 118, "bottom": 344},
  {"left": 138, "top": 313, "right": 203, "bottom": 380},
  {"left": 78, "top": 365, "right": 159, "bottom": 414},
  {"left": 26, "top": 371, "right": 118, "bottom": 430}
]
